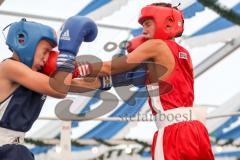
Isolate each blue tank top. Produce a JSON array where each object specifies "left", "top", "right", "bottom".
[{"left": 0, "top": 85, "right": 46, "bottom": 132}]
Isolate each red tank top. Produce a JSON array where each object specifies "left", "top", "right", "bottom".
[{"left": 147, "top": 40, "right": 194, "bottom": 115}]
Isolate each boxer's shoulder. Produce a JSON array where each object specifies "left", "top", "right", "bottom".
[
  {"left": 0, "top": 61, "right": 19, "bottom": 103},
  {"left": 141, "top": 39, "right": 168, "bottom": 50},
  {"left": 0, "top": 59, "right": 28, "bottom": 98},
  {"left": 0, "top": 59, "right": 13, "bottom": 78},
  {"left": 0, "top": 58, "right": 26, "bottom": 79},
  {"left": 141, "top": 39, "right": 171, "bottom": 57}
]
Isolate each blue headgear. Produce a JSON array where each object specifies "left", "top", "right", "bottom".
[{"left": 5, "top": 18, "right": 57, "bottom": 67}]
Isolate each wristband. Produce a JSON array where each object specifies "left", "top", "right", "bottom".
[
  {"left": 56, "top": 52, "right": 75, "bottom": 73},
  {"left": 99, "top": 75, "right": 112, "bottom": 90}
]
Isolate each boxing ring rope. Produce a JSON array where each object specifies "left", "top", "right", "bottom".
[
  {"left": 31, "top": 111, "right": 240, "bottom": 160},
  {"left": 25, "top": 138, "right": 147, "bottom": 146},
  {"left": 0, "top": 10, "right": 133, "bottom": 31},
  {"left": 193, "top": 38, "right": 240, "bottom": 78},
  {"left": 38, "top": 112, "right": 240, "bottom": 121}
]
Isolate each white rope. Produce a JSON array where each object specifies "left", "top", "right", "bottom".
[
  {"left": 38, "top": 112, "right": 240, "bottom": 122},
  {"left": 207, "top": 112, "right": 240, "bottom": 119},
  {"left": 0, "top": 10, "right": 133, "bottom": 31},
  {"left": 25, "top": 138, "right": 148, "bottom": 146}
]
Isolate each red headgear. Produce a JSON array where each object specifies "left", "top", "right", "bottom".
[{"left": 138, "top": 5, "right": 184, "bottom": 40}]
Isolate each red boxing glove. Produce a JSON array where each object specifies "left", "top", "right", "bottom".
[
  {"left": 43, "top": 50, "right": 58, "bottom": 76},
  {"left": 43, "top": 50, "right": 79, "bottom": 78},
  {"left": 127, "top": 36, "right": 146, "bottom": 53}
]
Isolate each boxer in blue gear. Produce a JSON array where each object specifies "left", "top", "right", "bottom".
[{"left": 0, "top": 17, "right": 98, "bottom": 160}]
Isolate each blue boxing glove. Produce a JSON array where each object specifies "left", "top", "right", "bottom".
[
  {"left": 112, "top": 64, "right": 146, "bottom": 88},
  {"left": 99, "top": 64, "right": 146, "bottom": 90},
  {"left": 57, "top": 16, "right": 98, "bottom": 72}
]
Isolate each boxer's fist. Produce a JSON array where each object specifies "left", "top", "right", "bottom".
[
  {"left": 43, "top": 50, "right": 81, "bottom": 78},
  {"left": 43, "top": 51, "right": 58, "bottom": 76},
  {"left": 57, "top": 16, "right": 98, "bottom": 72},
  {"left": 59, "top": 16, "right": 98, "bottom": 55},
  {"left": 127, "top": 36, "right": 146, "bottom": 53}
]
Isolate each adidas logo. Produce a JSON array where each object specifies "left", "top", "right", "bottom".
[{"left": 60, "top": 30, "right": 71, "bottom": 41}]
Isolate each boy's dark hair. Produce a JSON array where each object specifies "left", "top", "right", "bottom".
[{"left": 151, "top": 2, "right": 180, "bottom": 10}]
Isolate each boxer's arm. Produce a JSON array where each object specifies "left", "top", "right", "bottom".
[
  {"left": 69, "top": 67, "right": 146, "bottom": 93},
  {"left": 91, "top": 39, "right": 169, "bottom": 75},
  {"left": 1, "top": 59, "right": 69, "bottom": 98},
  {"left": 1, "top": 16, "right": 98, "bottom": 98},
  {"left": 2, "top": 60, "right": 102, "bottom": 96},
  {"left": 69, "top": 77, "right": 101, "bottom": 93}
]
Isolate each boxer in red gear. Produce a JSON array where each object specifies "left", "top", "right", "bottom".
[{"left": 80, "top": 3, "right": 214, "bottom": 160}]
